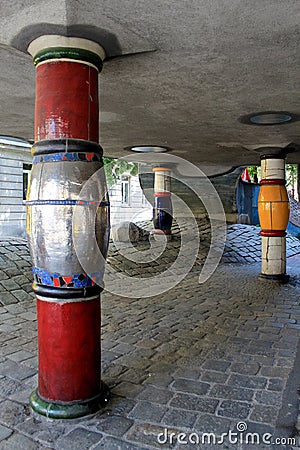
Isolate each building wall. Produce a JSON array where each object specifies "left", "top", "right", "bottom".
[
  {"left": 139, "top": 167, "right": 243, "bottom": 223},
  {"left": 0, "top": 148, "right": 32, "bottom": 238},
  {"left": 109, "top": 174, "right": 153, "bottom": 225}
]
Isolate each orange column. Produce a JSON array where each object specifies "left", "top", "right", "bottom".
[{"left": 258, "top": 154, "right": 290, "bottom": 281}]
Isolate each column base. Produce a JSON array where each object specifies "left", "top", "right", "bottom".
[
  {"left": 153, "top": 229, "right": 172, "bottom": 235},
  {"left": 259, "top": 273, "right": 290, "bottom": 283},
  {"left": 30, "top": 382, "right": 110, "bottom": 419}
]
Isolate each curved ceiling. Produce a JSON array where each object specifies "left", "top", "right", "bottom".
[{"left": 0, "top": 0, "right": 299, "bottom": 172}]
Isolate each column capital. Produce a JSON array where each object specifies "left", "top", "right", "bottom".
[
  {"left": 260, "top": 153, "right": 287, "bottom": 161},
  {"left": 27, "top": 35, "right": 106, "bottom": 71}
]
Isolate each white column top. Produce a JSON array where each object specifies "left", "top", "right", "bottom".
[{"left": 27, "top": 35, "right": 106, "bottom": 61}]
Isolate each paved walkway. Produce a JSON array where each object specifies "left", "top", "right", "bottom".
[
  {"left": 289, "top": 196, "right": 300, "bottom": 229},
  {"left": 0, "top": 227, "right": 299, "bottom": 449},
  {"left": 224, "top": 225, "right": 300, "bottom": 264}
]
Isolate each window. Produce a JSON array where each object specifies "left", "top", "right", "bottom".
[
  {"left": 121, "top": 175, "right": 130, "bottom": 205},
  {"left": 23, "top": 163, "right": 32, "bottom": 201}
]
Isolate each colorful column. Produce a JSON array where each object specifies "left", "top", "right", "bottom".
[
  {"left": 153, "top": 167, "right": 173, "bottom": 235},
  {"left": 258, "top": 153, "right": 290, "bottom": 281},
  {"left": 26, "top": 35, "right": 110, "bottom": 418}
]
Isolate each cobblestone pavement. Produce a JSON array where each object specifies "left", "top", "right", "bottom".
[
  {"left": 108, "top": 222, "right": 300, "bottom": 273},
  {"left": 289, "top": 196, "right": 300, "bottom": 228},
  {"left": 0, "top": 227, "right": 299, "bottom": 449},
  {"left": 223, "top": 225, "right": 300, "bottom": 264}
]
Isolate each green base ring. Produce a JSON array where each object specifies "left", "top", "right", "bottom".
[
  {"left": 259, "top": 273, "right": 290, "bottom": 283},
  {"left": 34, "top": 47, "right": 103, "bottom": 72},
  {"left": 30, "top": 383, "right": 110, "bottom": 419}
]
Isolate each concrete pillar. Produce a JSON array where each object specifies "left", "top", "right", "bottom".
[
  {"left": 26, "top": 35, "right": 110, "bottom": 418},
  {"left": 258, "top": 154, "right": 290, "bottom": 281},
  {"left": 153, "top": 167, "right": 173, "bottom": 235}
]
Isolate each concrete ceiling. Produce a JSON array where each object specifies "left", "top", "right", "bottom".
[{"left": 1, "top": 0, "right": 300, "bottom": 174}]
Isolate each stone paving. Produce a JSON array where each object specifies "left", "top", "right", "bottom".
[
  {"left": 108, "top": 221, "right": 300, "bottom": 271},
  {"left": 223, "top": 225, "right": 300, "bottom": 264},
  {"left": 289, "top": 196, "right": 300, "bottom": 229},
  {"left": 0, "top": 226, "right": 299, "bottom": 449}
]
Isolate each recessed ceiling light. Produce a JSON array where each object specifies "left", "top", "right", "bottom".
[
  {"left": 239, "top": 111, "right": 298, "bottom": 126},
  {"left": 0, "top": 136, "right": 32, "bottom": 148},
  {"left": 250, "top": 113, "right": 292, "bottom": 125},
  {"left": 125, "top": 145, "right": 171, "bottom": 153}
]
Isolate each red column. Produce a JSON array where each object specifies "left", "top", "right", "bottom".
[
  {"left": 27, "top": 36, "right": 109, "bottom": 418},
  {"left": 35, "top": 60, "right": 99, "bottom": 142}
]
